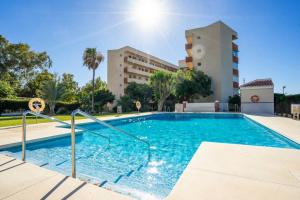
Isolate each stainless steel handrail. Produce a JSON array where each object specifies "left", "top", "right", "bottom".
[
  {"left": 21, "top": 110, "right": 110, "bottom": 162},
  {"left": 71, "top": 109, "right": 151, "bottom": 178}
]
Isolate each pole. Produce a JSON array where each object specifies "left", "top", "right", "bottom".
[
  {"left": 22, "top": 114, "right": 26, "bottom": 161},
  {"left": 71, "top": 114, "right": 76, "bottom": 178}
]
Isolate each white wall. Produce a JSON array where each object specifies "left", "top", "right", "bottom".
[
  {"left": 241, "top": 103, "right": 274, "bottom": 114},
  {"left": 185, "top": 103, "right": 215, "bottom": 112},
  {"left": 241, "top": 86, "right": 274, "bottom": 114}
]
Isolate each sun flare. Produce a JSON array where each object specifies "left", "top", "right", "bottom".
[{"left": 130, "top": 0, "right": 167, "bottom": 30}]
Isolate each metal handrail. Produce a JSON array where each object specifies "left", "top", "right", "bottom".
[
  {"left": 21, "top": 110, "right": 110, "bottom": 162},
  {"left": 71, "top": 109, "right": 151, "bottom": 178}
]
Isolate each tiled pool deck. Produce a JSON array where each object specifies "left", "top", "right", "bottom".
[{"left": 0, "top": 113, "right": 300, "bottom": 200}]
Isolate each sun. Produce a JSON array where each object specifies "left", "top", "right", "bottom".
[{"left": 130, "top": 0, "right": 167, "bottom": 30}]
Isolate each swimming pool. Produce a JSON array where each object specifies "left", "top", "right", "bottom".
[{"left": 1, "top": 113, "right": 300, "bottom": 199}]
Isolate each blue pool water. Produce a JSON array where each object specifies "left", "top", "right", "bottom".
[{"left": 1, "top": 113, "right": 300, "bottom": 199}]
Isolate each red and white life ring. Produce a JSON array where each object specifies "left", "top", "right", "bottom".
[{"left": 250, "top": 95, "right": 260, "bottom": 103}]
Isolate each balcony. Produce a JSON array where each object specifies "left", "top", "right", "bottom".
[
  {"left": 233, "top": 69, "right": 239, "bottom": 76},
  {"left": 125, "top": 56, "right": 174, "bottom": 72},
  {"left": 185, "top": 56, "right": 193, "bottom": 63},
  {"left": 127, "top": 67, "right": 150, "bottom": 77},
  {"left": 232, "top": 34, "right": 238, "bottom": 40},
  {"left": 185, "top": 43, "right": 192, "bottom": 50},
  {"left": 233, "top": 81, "right": 239, "bottom": 89},
  {"left": 232, "top": 43, "right": 239, "bottom": 52},
  {"left": 232, "top": 55, "right": 239, "bottom": 63}
]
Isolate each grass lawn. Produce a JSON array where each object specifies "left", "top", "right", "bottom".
[{"left": 0, "top": 112, "right": 138, "bottom": 128}]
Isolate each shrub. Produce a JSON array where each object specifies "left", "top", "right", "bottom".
[{"left": 0, "top": 98, "right": 80, "bottom": 115}]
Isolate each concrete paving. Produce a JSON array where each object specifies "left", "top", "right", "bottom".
[
  {"left": 0, "top": 154, "right": 131, "bottom": 200},
  {"left": 245, "top": 114, "right": 300, "bottom": 144},
  {"left": 167, "top": 142, "right": 300, "bottom": 200}
]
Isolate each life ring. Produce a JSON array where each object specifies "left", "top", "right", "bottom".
[
  {"left": 28, "top": 98, "right": 45, "bottom": 113},
  {"left": 250, "top": 95, "right": 260, "bottom": 103},
  {"left": 136, "top": 101, "right": 141, "bottom": 110}
]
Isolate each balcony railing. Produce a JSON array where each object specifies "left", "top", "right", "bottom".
[
  {"left": 233, "top": 69, "right": 239, "bottom": 76},
  {"left": 185, "top": 56, "right": 193, "bottom": 63},
  {"left": 233, "top": 81, "right": 239, "bottom": 88},
  {"left": 232, "top": 56, "right": 239, "bottom": 63},
  {"left": 232, "top": 43, "right": 238, "bottom": 52},
  {"left": 185, "top": 43, "right": 192, "bottom": 50},
  {"left": 232, "top": 34, "right": 238, "bottom": 40}
]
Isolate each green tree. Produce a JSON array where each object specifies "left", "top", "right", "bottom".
[
  {"left": 41, "top": 77, "right": 65, "bottom": 115},
  {"left": 59, "top": 73, "right": 79, "bottom": 102},
  {"left": 83, "top": 48, "right": 104, "bottom": 113},
  {"left": 0, "top": 80, "right": 15, "bottom": 98},
  {"left": 117, "top": 95, "right": 134, "bottom": 112},
  {"left": 149, "top": 71, "right": 175, "bottom": 111},
  {"left": 20, "top": 70, "right": 54, "bottom": 97},
  {"left": 0, "top": 35, "right": 52, "bottom": 83},
  {"left": 94, "top": 89, "right": 115, "bottom": 113},
  {"left": 175, "top": 70, "right": 212, "bottom": 102},
  {"left": 125, "top": 82, "right": 152, "bottom": 110},
  {"left": 78, "top": 77, "right": 107, "bottom": 111}
]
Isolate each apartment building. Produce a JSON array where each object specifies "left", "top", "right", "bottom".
[
  {"left": 179, "top": 21, "right": 239, "bottom": 103},
  {"left": 107, "top": 46, "right": 178, "bottom": 99}
]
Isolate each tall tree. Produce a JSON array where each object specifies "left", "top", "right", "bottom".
[
  {"left": 149, "top": 71, "right": 175, "bottom": 111},
  {"left": 59, "top": 73, "right": 79, "bottom": 102},
  {"left": 125, "top": 82, "right": 153, "bottom": 108},
  {"left": 41, "top": 77, "right": 65, "bottom": 115},
  {"left": 0, "top": 35, "right": 52, "bottom": 96},
  {"left": 78, "top": 77, "right": 107, "bottom": 111},
  {"left": 94, "top": 89, "right": 115, "bottom": 113},
  {"left": 0, "top": 35, "right": 52, "bottom": 83},
  {"left": 20, "top": 70, "right": 54, "bottom": 97},
  {"left": 175, "top": 70, "right": 212, "bottom": 102},
  {"left": 82, "top": 48, "right": 104, "bottom": 113}
]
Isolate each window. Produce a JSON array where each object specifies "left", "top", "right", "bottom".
[
  {"left": 120, "top": 84, "right": 122, "bottom": 87},
  {"left": 197, "top": 36, "right": 201, "bottom": 39},
  {"left": 197, "top": 49, "right": 201, "bottom": 53},
  {"left": 197, "top": 62, "right": 202, "bottom": 67},
  {"left": 120, "top": 54, "right": 122, "bottom": 57},
  {"left": 120, "top": 64, "right": 122, "bottom": 67},
  {"left": 120, "top": 74, "right": 122, "bottom": 77},
  {"left": 129, "top": 75, "right": 132, "bottom": 78}
]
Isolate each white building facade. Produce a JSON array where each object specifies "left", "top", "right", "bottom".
[
  {"left": 240, "top": 79, "right": 274, "bottom": 114},
  {"left": 180, "top": 21, "right": 239, "bottom": 103}
]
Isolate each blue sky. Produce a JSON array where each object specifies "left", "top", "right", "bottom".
[{"left": 1, "top": 0, "right": 299, "bottom": 94}]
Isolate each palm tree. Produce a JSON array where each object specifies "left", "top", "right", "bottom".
[
  {"left": 83, "top": 48, "right": 104, "bottom": 113},
  {"left": 41, "top": 78, "right": 64, "bottom": 115}
]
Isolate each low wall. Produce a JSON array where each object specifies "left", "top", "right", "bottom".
[
  {"left": 241, "top": 103, "right": 274, "bottom": 114},
  {"left": 185, "top": 103, "right": 215, "bottom": 112}
]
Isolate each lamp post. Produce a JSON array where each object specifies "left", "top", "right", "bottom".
[{"left": 282, "top": 86, "right": 286, "bottom": 95}]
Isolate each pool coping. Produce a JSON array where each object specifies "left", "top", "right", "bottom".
[{"left": 1, "top": 112, "right": 300, "bottom": 200}]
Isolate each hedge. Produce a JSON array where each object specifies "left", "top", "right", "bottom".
[
  {"left": 274, "top": 93, "right": 300, "bottom": 114},
  {"left": 0, "top": 98, "right": 80, "bottom": 114}
]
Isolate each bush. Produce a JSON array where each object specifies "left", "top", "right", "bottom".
[
  {"left": 275, "top": 93, "right": 300, "bottom": 114},
  {"left": 0, "top": 98, "right": 29, "bottom": 114},
  {"left": 0, "top": 98, "right": 80, "bottom": 115}
]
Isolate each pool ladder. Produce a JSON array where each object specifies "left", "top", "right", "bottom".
[{"left": 22, "top": 109, "right": 151, "bottom": 179}]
